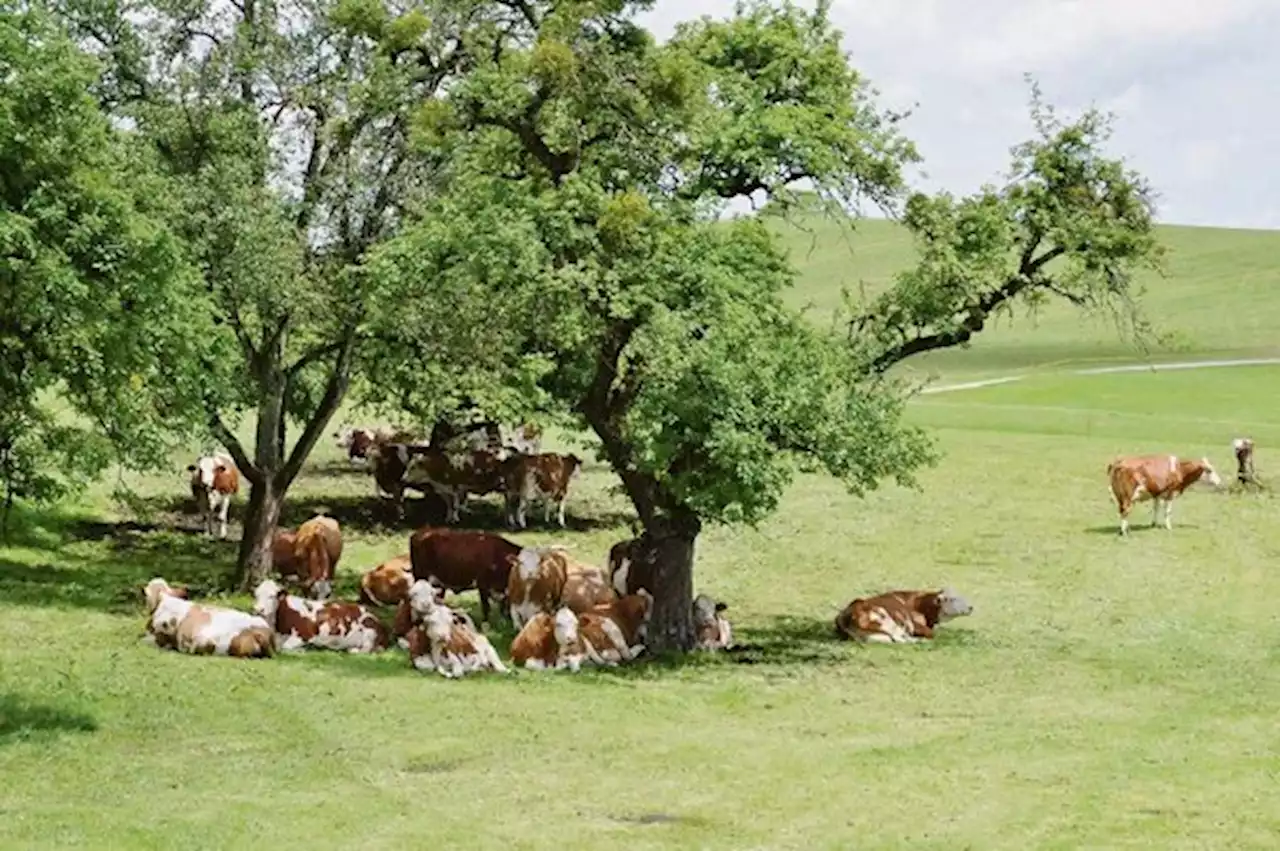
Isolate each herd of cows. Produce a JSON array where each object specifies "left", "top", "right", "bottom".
[{"left": 145, "top": 421, "right": 1260, "bottom": 675}]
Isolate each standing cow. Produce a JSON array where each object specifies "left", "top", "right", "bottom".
[
  {"left": 187, "top": 453, "right": 240, "bottom": 540},
  {"left": 1107, "top": 454, "right": 1222, "bottom": 535}
]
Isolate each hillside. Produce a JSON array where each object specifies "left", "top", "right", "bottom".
[{"left": 771, "top": 216, "right": 1280, "bottom": 381}]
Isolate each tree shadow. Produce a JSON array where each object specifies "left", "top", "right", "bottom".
[
  {"left": 1081, "top": 523, "right": 1200, "bottom": 536},
  {"left": 0, "top": 693, "right": 97, "bottom": 745}
]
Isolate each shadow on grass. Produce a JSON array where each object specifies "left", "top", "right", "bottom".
[
  {"left": 1081, "top": 523, "right": 1202, "bottom": 536},
  {"left": 0, "top": 693, "right": 97, "bottom": 745}
]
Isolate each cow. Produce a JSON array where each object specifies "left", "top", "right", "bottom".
[
  {"left": 390, "top": 580, "right": 458, "bottom": 648},
  {"left": 335, "top": 425, "right": 423, "bottom": 464},
  {"left": 575, "top": 591, "right": 653, "bottom": 667},
  {"left": 251, "top": 579, "right": 388, "bottom": 654},
  {"left": 692, "top": 594, "right": 733, "bottom": 651},
  {"left": 509, "top": 607, "right": 586, "bottom": 672},
  {"left": 502, "top": 452, "right": 582, "bottom": 529},
  {"left": 358, "top": 554, "right": 413, "bottom": 607},
  {"left": 1233, "top": 437, "right": 1258, "bottom": 486},
  {"left": 607, "top": 536, "right": 651, "bottom": 596},
  {"left": 273, "top": 514, "right": 343, "bottom": 599},
  {"left": 408, "top": 527, "right": 521, "bottom": 626},
  {"left": 834, "top": 588, "right": 973, "bottom": 644},
  {"left": 1106, "top": 454, "right": 1223, "bottom": 535},
  {"left": 403, "top": 579, "right": 509, "bottom": 678},
  {"left": 186, "top": 453, "right": 240, "bottom": 539},
  {"left": 430, "top": 419, "right": 503, "bottom": 454},
  {"left": 367, "top": 440, "right": 436, "bottom": 512},
  {"left": 142, "top": 577, "right": 274, "bottom": 658},
  {"left": 504, "top": 422, "right": 543, "bottom": 456},
  {"left": 404, "top": 447, "right": 507, "bottom": 524},
  {"left": 507, "top": 545, "right": 616, "bottom": 630}
]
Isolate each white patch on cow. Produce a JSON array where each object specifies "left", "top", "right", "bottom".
[
  {"left": 553, "top": 607, "right": 579, "bottom": 646},
  {"left": 524, "top": 658, "right": 547, "bottom": 670},
  {"left": 612, "top": 559, "right": 631, "bottom": 596},
  {"left": 1168, "top": 455, "right": 1177, "bottom": 474},
  {"left": 185, "top": 606, "right": 271, "bottom": 655},
  {"left": 511, "top": 602, "right": 539, "bottom": 632},
  {"left": 516, "top": 547, "right": 542, "bottom": 581},
  {"left": 935, "top": 588, "right": 974, "bottom": 621},
  {"left": 1202, "top": 458, "right": 1223, "bottom": 488},
  {"left": 598, "top": 617, "right": 631, "bottom": 658}
]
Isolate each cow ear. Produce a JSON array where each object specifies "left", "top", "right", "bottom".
[
  {"left": 715, "top": 601, "right": 728, "bottom": 612},
  {"left": 186, "top": 465, "right": 197, "bottom": 472}
]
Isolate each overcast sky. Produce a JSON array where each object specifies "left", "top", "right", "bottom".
[{"left": 639, "top": 0, "right": 1280, "bottom": 230}]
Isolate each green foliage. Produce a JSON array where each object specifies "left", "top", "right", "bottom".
[
  {"left": 0, "top": 8, "right": 209, "bottom": 525},
  {"left": 852, "top": 82, "right": 1165, "bottom": 372}
]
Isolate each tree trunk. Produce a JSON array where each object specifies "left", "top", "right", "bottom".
[
  {"left": 237, "top": 477, "right": 282, "bottom": 591},
  {"left": 635, "top": 514, "right": 701, "bottom": 654}
]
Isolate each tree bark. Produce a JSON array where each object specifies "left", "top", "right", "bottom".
[
  {"left": 634, "top": 513, "right": 701, "bottom": 654},
  {"left": 236, "top": 476, "right": 283, "bottom": 591}
]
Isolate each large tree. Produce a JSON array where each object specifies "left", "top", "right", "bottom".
[
  {"left": 0, "top": 7, "right": 209, "bottom": 537},
  {"left": 55, "top": 0, "right": 506, "bottom": 585},
  {"left": 374, "top": 1, "right": 1164, "bottom": 652}
]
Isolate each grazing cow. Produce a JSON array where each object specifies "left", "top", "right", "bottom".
[
  {"left": 187, "top": 453, "right": 240, "bottom": 539},
  {"left": 336, "top": 425, "right": 423, "bottom": 463},
  {"left": 607, "top": 536, "right": 652, "bottom": 596},
  {"left": 273, "top": 515, "right": 343, "bottom": 599},
  {"left": 504, "top": 422, "right": 543, "bottom": 456},
  {"left": 143, "top": 578, "right": 274, "bottom": 658},
  {"left": 404, "top": 447, "right": 507, "bottom": 524},
  {"left": 403, "top": 580, "right": 508, "bottom": 678},
  {"left": 506, "top": 545, "right": 617, "bottom": 630},
  {"left": 575, "top": 591, "right": 653, "bottom": 667},
  {"left": 834, "top": 588, "right": 973, "bottom": 644},
  {"left": 692, "top": 594, "right": 733, "bottom": 651},
  {"left": 509, "top": 607, "right": 586, "bottom": 672},
  {"left": 408, "top": 527, "right": 521, "bottom": 625},
  {"left": 502, "top": 452, "right": 582, "bottom": 529},
  {"left": 358, "top": 554, "right": 413, "bottom": 607},
  {"left": 251, "top": 579, "right": 388, "bottom": 654},
  {"left": 1107, "top": 454, "right": 1223, "bottom": 535}
]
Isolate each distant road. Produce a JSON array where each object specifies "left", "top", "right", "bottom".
[{"left": 920, "top": 357, "right": 1280, "bottom": 396}]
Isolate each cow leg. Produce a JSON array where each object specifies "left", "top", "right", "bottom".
[
  {"left": 1163, "top": 497, "right": 1174, "bottom": 530},
  {"left": 555, "top": 496, "right": 567, "bottom": 529},
  {"left": 478, "top": 590, "right": 492, "bottom": 627},
  {"left": 217, "top": 497, "right": 231, "bottom": 540},
  {"left": 1117, "top": 499, "right": 1132, "bottom": 536},
  {"left": 516, "top": 496, "right": 528, "bottom": 530}
]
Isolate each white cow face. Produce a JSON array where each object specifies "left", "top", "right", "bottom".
[
  {"left": 1200, "top": 458, "right": 1223, "bottom": 488},
  {"left": 553, "top": 607, "right": 580, "bottom": 645},
  {"left": 252, "top": 580, "right": 283, "bottom": 621},
  {"left": 187, "top": 456, "right": 220, "bottom": 489},
  {"left": 935, "top": 588, "right": 973, "bottom": 621},
  {"left": 408, "top": 579, "right": 442, "bottom": 620},
  {"left": 691, "top": 594, "right": 724, "bottom": 629},
  {"left": 149, "top": 594, "right": 189, "bottom": 638}
]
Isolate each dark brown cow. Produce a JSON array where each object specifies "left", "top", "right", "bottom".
[
  {"left": 404, "top": 448, "right": 507, "bottom": 524},
  {"left": 503, "top": 452, "right": 582, "bottom": 529},
  {"left": 252, "top": 579, "right": 388, "bottom": 653},
  {"left": 408, "top": 527, "right": 522, "bottom": 625},
  {"left": 834, "top": 588, "right": 973, "bottom": 643},
  {"left": 607, "top": 536, "right": 653, "bottom": 596},
  {"left": 1107, "top": 454, "right": 1223, "bottom": 535},
  {"left": 368, "top": 441, "right": 436, "bottom": 513}
]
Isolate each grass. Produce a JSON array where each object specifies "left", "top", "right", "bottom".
[{"left": 3, "top": 220, "right": 1280, "bottom": 849}]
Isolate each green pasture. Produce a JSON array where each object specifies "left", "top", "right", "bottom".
[{"left": 3, "top": 222, "right": 1280, "bottom": 849}]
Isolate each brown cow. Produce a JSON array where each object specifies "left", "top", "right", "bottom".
[
  {"left": 408, "top": 527, "right": 521, "bottom": 625},
  {"left": 404, "top": 447, "right": 507, "bottom": 524},
  {"left": 143, "top": 577, "right": 275, "bottom": 658},
  {"left": 503, "top": 452, "right": 582, "bottom": 529},
  {"left": 575, "top": 591, "right": 653, "bottom": 666},
  {"left": 273, "top": 515, "right": 343, "bottom": 600},
  {"left": 368, "top": 441, "right": 436, "bottom": 514},
  {"left": 834, "top": 588, "right": 973, "bottom": 644},
  {"left": 1107, "top": 454, "right": 1223, "bottom": 535},
  {"left": 252, "top": 579, "right": 388, "bottom": 653},
  {"left": 509, "top": 607, "right": 586, "bottom": 672},
  {"left": 507, "top": 545, "right": 616, "bottom": 630},
  {"left": 403, "top": 580, "right": 509, "bottom": 678},
  {"left": 358, "top": 554, "right": 413, "bottom": 607},
  {"left": 187, "top": 453, "right": 240, "bottom": 539}
]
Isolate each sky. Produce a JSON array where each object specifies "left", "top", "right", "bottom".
[{"left": 639, "top": 0, "right": 1280, "bottom": 230}]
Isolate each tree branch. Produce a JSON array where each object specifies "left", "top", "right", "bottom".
[
  {"left": 276, "top": 335, "right": 355, "bottom": 488},
  {"left": 208, "top": 411, "right": 261, "bottom": 486}
]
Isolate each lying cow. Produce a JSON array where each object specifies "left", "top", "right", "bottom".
[
  {"left": 834, "top": 588, "right": 973, "bottom": 644},
  {"left": 358, "top": 554, "right": 413, "bottom": 607},
  {"left": 252, "top": 579, "right": 388, "bottom": 654},
  {"left": 1107, "top": 453, "right": 1223, "bottom": 535},
  {"left": 575, "top": 591, "right": 653, "bottom": 667},
  {"left": 187, "top": 453, "right": 240, "bottom": 539},
  {"left": 509, "top": 607, "right": 587, "bottom": 672},
  {"left": 403, "top": 580, "right": 508, "bottom": 678},
  {"left": 143, "top": 578, "right": 274, "bottom": 658},
  {"left": 272, "top": 514, "right": 343, "bottom": 599},
  {"left": 692, "top": 594, "right": 733, "bottom": 651},
  {"left": 503, "top": 452, "right": 582, "bottom": 529},
  {"left": 607, "top": 536, "right": 650, "bottom": 596},
  {"left": 507, "top": 545, "right": 616, "bottom": 630},
  {"left": 409, "top": 527, "right": 521, "bottom": 625}
]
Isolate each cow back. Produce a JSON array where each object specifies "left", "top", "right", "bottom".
[{"left": 409, "top": 527, "right": 521, "bottom": 594}]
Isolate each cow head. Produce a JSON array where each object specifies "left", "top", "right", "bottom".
[
  {"left": 1198, "top": 457, "right": 1223, "bottom": 489},
  {"left": 691, "top": 594, "right": 724, "bottom": 628},
  {"left": 934, "top": 588, "right": 974, "bottom": 622},
  {"left": 187, "top": 455, "right": 231, "bottom": 490},
  {"left": 149, "top": 592, "right": 191, "bottom": 641},
  {"left": 334, "top": 426, "right": 354, "bottom": 449},
  {"left": 143, "top": 577, "right": 188, "bottom": 614},
  {"left": 553, "top": 606, "right": 580, "bottom": 647},
  {"left": 408, "top": 579, "right": 444, "bottom": 621},
  {"left": 251, "top": 579, "right": 285, "bottom": 623}
]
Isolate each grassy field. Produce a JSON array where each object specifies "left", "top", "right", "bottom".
[{"left": 3, "top": 221, "right": 1280, "bottom": 849}]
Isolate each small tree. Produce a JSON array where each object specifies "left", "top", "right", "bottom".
[
  {"left": 0, "top": 8, "right": 209, "bottom": 538},
  {"left": 56, "top": 0, "right": 509, "bottom": 586}
]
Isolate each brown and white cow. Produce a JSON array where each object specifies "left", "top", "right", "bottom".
[
  {"left": 187, "top": 453, "right": 240, "bottom": 539},
  {"left": 504, "top": 422, "right": 543, "bottom": 456},
  {"left": 507, "top": 545, "right": 616, "bottom": 630},
  {"left": 409, "top": 527, "right": 521, "bottom": 625},
  {"left": 403, "top": 580, "right": 509, "bottom": 678},
  {"left": 509, "top": 607, "right": 586, "bottom": 672},
  {"left": 404, "top": 447, "right": 507, "bottom": 524},
  {"left": 251, "top": 579, "right": 388, "bottom": 654},
  {"left": 607, "top": 536, "right": 651, "bottom": 596},
  {"left": 368, "top": 440, "right": 436, "bottom": 512},
  {"left": 336, "top": 425, "right": 423, "bottom": 464},
  {"left": 834, "top": 588, "right": 973, "bottom": 644},
  {"left": 272, "top": 514, "right": 343, "bottom": 600},
  {"left": 1107, "top": 454, "right": 1223, "bottom": 535},
  {"left": 358, "top": 554, "right": 413, "bottom": 607},
  {"left": 692, "top": 594, "right": 734, "bottom": 651},
  {"left": 575, "top": 591, "right": 653, "bottom": 666},
  {"left": 143, "top": 578, "right": 274, "bottom": 658},
  {"left": 502, "top": 452, "right": 582, "bottom": 529}
]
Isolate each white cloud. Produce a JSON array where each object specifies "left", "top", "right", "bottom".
[{"left": 638, "top": 0, "right": 1280, "bottom": 229}]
